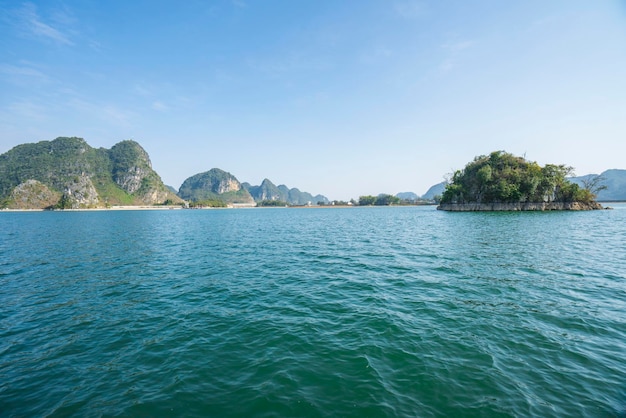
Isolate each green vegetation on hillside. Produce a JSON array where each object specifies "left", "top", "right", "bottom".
[{"left": 440, "top": 151, "right": 596, "bottom": 205}]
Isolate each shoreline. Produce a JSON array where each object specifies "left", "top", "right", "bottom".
[
  {"left": 0, "top": 204, "right": 441, "bottom": 212},
  {"left": 437, "top": 201, "right": 605, "bottom": 211},
  {"left": 0, "top": 205, "right": 185, "bottom": 212}
]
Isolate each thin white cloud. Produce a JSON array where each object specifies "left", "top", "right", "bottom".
[
  {"left": 0, "top": 63, "right": 48, "bottom": 81},
  {"left": 17, "top": 2, "right": 74, "bottom": 46},
  {"left": 68, "top": 98, "right": 135, "bottom": 128},
  {"left": 442, "top": 40, "right": 475, "bottom": 52},
  {"left": 359, "top": 46, "right": 394, "bottom": 64},
  {"left": 394, "top": 0, "right": 427, "bottom": 19},
  {"left": 152, "top": 101, "right": 169, "bottom": 112},
  {"left": 133, "top": 84, "right": 152, "bottom": 97},
  {"left": 440, "top": 40, "right": 475, "bottom": 72},
  {"left": 247, "top": 53, "right": 332, "bottom": 76},
  {"left": 439, "top": 58, "right": 455, "bottom": 73},
  {"left": 4, "top": 99, "right": 51, "bottom": 122},
  {"left": 101, "top": 105, "right": 134, "bottom": 127}
]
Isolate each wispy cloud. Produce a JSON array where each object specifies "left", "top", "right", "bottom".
[
  {"left": 247, "top": 52, "right": 332, "bottom": 77},
  {"left": 231, "top": 0, "right": 247, "bottom": 8},
  {"left": 394, "top": 0, "right": 427, "bottom": 19},
  {"left": 131, "top": 83, "right": 177, "bottom": 112},
  {"left": 101, "top": 105, "right": 134, "bottom": 127},
  {"left": 16, "top": 2, "right": 74, "bottom": 46},
  {"left": 133, "top": 84, "right": 153, "bottom": 97},
  {"left": 0, "top": 63, "right": 49, "bottom": 81},
  {"left": 359, "top": 46, "right": 394, "bottom": 65},
  {"left": 442, "top": 40, "right": 475, "bottom": 52},
  {"left": 440, "top": 40, "right": 475, "bottom": 72},
  {"left": 68, "top": 98, "right": 135, "bottom": 128},
  {"left": 151, "top": 101, "right": 169, "bottom": 112},
  {"left": 0, "top": 98, "right": 52, "bottom": 126}
]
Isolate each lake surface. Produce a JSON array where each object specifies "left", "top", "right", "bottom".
[{"left": 1, "top": 205, "right": 625, "bottom": 417}]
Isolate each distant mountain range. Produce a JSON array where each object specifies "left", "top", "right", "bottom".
[
  {"left": 242, "top": 179, "right": 329, "bottom": 205},
  {"left": 177, "top": 169, "right": 329, "bottom": 206},
  {"left": 395, "top": 182, "right": 446, "bottom": 202},
  {"left": 2, "top": 137, "right": 624, "bottom": 209},
  {"left": 0, "top": 137, "right": 328, "bottom": 209}
]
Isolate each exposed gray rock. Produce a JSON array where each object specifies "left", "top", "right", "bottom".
[
  {"left": 115, "top": 165, "right": 149, "bottom": 194},
  {"left": 8, "top": 179, "right": 60, "bottom": 209},
  {"left": 61, "top": 174, "right": 100, "bottom": 208}
]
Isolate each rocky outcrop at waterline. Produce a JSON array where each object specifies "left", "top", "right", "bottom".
[{"left": 437, "top": 202, "right": 604, "bottom": 211}]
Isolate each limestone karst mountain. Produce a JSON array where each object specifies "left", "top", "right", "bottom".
[
  {"left": 0, "top": 137, "right": 181, "bottom": 209},
  {"left": 242, "top": 178, "right": 329, "bottom": 205},
  {"left": 177, "top": 168, "right": 255, "bottom": 205}
]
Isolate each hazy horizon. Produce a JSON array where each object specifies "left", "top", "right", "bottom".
[{"left": 1, "top": 1, "right": 625, "bottom": 200}]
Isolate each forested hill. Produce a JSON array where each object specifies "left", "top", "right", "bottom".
[
  {"left": 178, "top": 168, "right": 255, "bottom": 205},
  {"left": 440, "top": 151, "right": 599, "bottom": 206},
  {"left": 0, "top": 137, "right": 180, "bottom": 209}
]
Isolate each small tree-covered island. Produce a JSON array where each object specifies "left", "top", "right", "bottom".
[{"left": 437, "top": 151, "right": 605, "bottom": 211}]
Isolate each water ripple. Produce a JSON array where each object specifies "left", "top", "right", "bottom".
[{"left": 1, "top": 206, "right": 625, "bottom": 416}]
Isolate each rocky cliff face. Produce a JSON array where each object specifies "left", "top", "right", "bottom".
[
  {"left": 60, "top": 174, "right": 100, "bottom": 208},
  {"left": 7, "top": 180, "right": 60, "bottom": 209},
  {"left": 243, "top": 178, "right": 284, "bottom": 201},
  {"left": 216, "top": 178, "right": 241, "bottom": 194},
  {"left": 0, "top": 137, "right": 181, "bottom": 209}
]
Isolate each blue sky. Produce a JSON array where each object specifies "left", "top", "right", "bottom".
[{"left": 1, "top": 1, "right": 625, "bottom": 200}]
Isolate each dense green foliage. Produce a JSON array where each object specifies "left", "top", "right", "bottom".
[
  {"left": 358, "top": 194, "right": 401, "bottom": 206},
  {"left": 188, "top": 199, "right": 228, "bottom": 208},
  {"left": 257, "top": 200, "right": 289, "bottom": 207},
  {"left": 358, "top": 195, "right": 376, "bottom": 206},
  {"left": 440, "top": 151, "right": 596, "bottom": 204}
]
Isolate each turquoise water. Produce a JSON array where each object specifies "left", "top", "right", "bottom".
[{"left": 1, "top": 205, "right": 625, "bottom": 417}]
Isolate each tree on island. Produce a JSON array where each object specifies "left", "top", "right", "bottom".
[
  {"left": 580, "top": 175, "right": 607, "bottom": 198},
  {"left": 257, "top": 199, "right": 289, "bottom": 207},
  {"left": 359, "top": 195, "right": 377, "bottom": 206},
  {"left": 358, "top": 194, "right": 401, "bottom": 206},
  {"left": 440, "top": 151, "right": 599, "bottom": 205}
]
